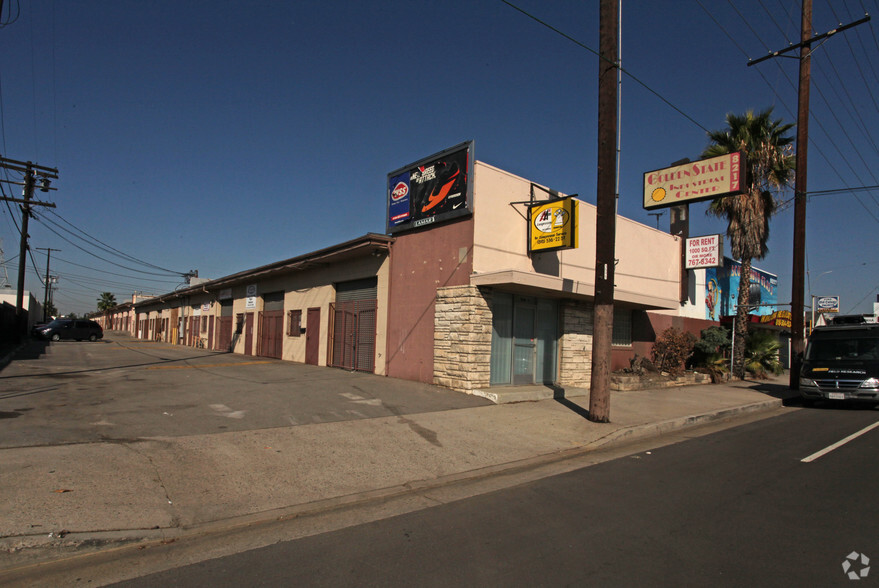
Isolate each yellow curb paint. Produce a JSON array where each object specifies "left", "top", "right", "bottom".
[{"left": 146, "top": 361, "right": 273, "bottom": 370}]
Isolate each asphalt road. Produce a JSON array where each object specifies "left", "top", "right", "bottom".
[
  {"left": 0, "top": 334, "right": 490, "bottom": 447},
  {"left": 111, "top": 404, "right": 879, "bottom": 587}
]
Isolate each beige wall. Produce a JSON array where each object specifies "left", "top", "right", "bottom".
[
  {"left": 471, "top": 162, "right": 680, "bottom": 309},
  {"left": 129, "top": 254, "right": 389, "bottom": 373}
]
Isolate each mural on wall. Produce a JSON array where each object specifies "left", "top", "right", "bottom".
[{"left": 705, "top": 258, "right": 778, "bottom": 320}]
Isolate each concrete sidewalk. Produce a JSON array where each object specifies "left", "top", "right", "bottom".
[{"left": 0, "top": 368, "right": 794, "bottom": 572}]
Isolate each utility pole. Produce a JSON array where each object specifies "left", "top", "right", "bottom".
[
  {"left": 748, "top": 4, "right": 869, "bottom": 390},
  {"left": 36, "top": 247, "right": 60, "bottom": 322},
  {"left": 0, "top": 156, "right": 59, "bottom": 339},
  {"left": 789, "top": 0, "right": 811, "bottom": 391},
  {"left": 588, "top": 0, "right": 619, "bottom": 423}
]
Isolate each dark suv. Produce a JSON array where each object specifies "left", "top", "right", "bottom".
[
  {"left": 36, "top": 319, "right": 104, "bottom": 342},
  {"left": 800, "top": 323, "right": 879, "bottom": 404}
]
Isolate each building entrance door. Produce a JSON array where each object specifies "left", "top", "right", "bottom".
[
  {"left": 512, "top": 303, "right": 536, "bottom": 385},
  {"left": 490, "top": 293, "right": 558, "bottom": 386}
]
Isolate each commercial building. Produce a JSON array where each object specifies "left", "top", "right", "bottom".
[{"left": 98, "top": 143, "right": 720, "bottom": 394}]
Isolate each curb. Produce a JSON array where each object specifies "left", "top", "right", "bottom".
[{"left": 0, "top": 396, "right": 786, "bottom": 581}]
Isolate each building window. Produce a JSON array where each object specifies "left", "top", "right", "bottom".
[
  {"left": 612, "top": 309, "right": 632, "bottom": 347},
  {"left": 287, "top": 309, "right": 302, "bottom": 337},
  {"left": 235, "top": 313, "right": 244, "bottom": 334}
]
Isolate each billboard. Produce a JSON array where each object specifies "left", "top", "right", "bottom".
[
  {"left": 815, "top": 296, "right": 840, "bottom": 313},
  {"left": 705, "top": 258, "right": 778, "bottom": 321},
  {"left": 386, "top": 141, "right": 474, "bottom": 234},
  {"left": 529, "top": 197, "right": 579, "bottom": 253},
  {"left": 685, "top": 234, "right": 723, "bottom": 269},
  {"left": 644, "top": 152, "right": 745, "bottom": 210}
]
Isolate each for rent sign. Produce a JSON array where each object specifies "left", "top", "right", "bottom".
[
  {"left": 685, "top": 234, "right": 723, "bottom": 269},
  {"left": 644, "top": 152, "right": 745, "bottom": 210}
]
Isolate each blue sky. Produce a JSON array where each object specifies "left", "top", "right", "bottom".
[{"left": 1, "top": 0, "right": 877, "bottom": 317}]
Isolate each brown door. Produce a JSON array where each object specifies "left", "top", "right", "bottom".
[
  {"left": 218, "top": 316, "right": 232, "bottom": 351},
  {"left": 259, "top": 310, "right": 284, "bottom": 359},
  {"left": 244, "top": 312, "right": 254, "bottom": 356},
  {"left": 208, "top": 316, "right": 214, "bottom": 349},
  {"left": 306, "top": 307, "right": 320, "bottom": 365}
]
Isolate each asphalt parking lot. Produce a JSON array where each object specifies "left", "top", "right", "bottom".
[{"left": 0, "top": 334, "right": 491, "bottom": 448}]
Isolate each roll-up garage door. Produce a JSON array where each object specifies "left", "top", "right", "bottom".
[{"left": 330, "top": 278, "right": 377, "bottom": 372}]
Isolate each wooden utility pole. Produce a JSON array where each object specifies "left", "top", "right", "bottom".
[
  {"left": 588, "top": 0, "right": 619, "bottom": 423},
  {"left": 789, "top": 0, "right": 811, "bottom": 389},
  {"left": 0, "top": 156, "right": 59, "bottom": 338},
  {"left": 36, "top": 247, "right": 60, "bottom": 322},
  {"left": 748, "top": 3, "right": 869, "bottom": 389}
]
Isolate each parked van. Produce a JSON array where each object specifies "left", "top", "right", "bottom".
[{"left": 800, "top": 323, "right": 879, "bottom": 404}]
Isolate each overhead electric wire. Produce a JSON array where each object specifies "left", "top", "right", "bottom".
[
  {"left": 700, "top": 1, "right": 879, "bottom": 224},
  {"left": 32, "top": 214, "right": 189, "bottom": 278},
  {"left": 500, "top": 0, "right": 710, "bottom": 133},
  {"left": 44, "top": 209, "right": 185, "bottom": 275},
  {"left": 48, "top": 254, "right": 180, "bottom": 285}
]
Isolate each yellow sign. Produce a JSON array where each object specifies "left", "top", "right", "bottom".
[
  {"left": 529, "top": 198, "right": 578, "bottom": 252},
  {"left": 643, "top": 152, "right": 745, "bottom": 210},
  {"left": 759, "top": 310, "right": 792, "bottom": 328}
]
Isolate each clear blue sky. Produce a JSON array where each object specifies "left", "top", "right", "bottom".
[{"left": 1, "top": 0, "right": 877, "bottom": 317}]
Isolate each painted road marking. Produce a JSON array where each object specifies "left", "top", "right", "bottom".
[
  {"left": 146, "top": 361, "right": 272, "bottom": 370},
  {"left": 801, "top": 420, "right": 879, "bottom": 463}
]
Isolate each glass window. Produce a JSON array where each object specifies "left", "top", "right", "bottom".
[
  {"left": 612, "top": 309, "right": 632, "bottom": 347},
  {"left": 287, "top": 309, "right": 302, "bottom": 337},
  {"left": 490, "top": 292, "right": 513, "bottom": 385}
]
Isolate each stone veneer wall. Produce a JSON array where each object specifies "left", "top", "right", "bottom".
[
  {"left": 558, "top": 300, "right": 594, "bottom": 387},
  {"left": 434, "top": 285, "right": 492, "bottom": 392}
]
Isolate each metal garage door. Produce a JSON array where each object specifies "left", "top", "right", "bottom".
[{"left": 330, "top": 278, "right": 377, "bottom": 372}]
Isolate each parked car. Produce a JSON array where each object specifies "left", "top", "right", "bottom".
[
  {"left": 36, "top": 319, "right": 104, "bottom": 342},
  {"left": 800, "top": 323, "right": 879, "bottom": 404}
]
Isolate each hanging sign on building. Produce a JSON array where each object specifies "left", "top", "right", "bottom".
[
  {"left": 529, "top": 197, "right": 579, "bottom": 253},
  {"left": 685, "top": 234, "right": 724, "bottom": 269},
  {"left": 386, "top": 141, "right": 474, "bottom": 234},
  {"left": 643, "top": 152, "right": 746, "bottom": 210}
]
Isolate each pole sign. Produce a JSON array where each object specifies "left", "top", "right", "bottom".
[
  {"left": 685, "top": 234, "right": 723, "bottom": 269},
  {"left": 643, "top": 152, "right": 745, "bottom": 210},
  {"left": 816, "top": 296, "right": 840, "bottom": 313},
  {"left": 386, "top": 141, "right": 474, "bottom": 234},
  {"left": 529, "top": 197, "right": 579, "bottom": 253}
]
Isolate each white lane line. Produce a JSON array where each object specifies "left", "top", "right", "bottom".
[{"left": 801, "top": 421, "right": 879, "bottom": 463}]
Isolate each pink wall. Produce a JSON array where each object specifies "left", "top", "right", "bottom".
[
  {"left": 611, "top": 311, "right": 717, "bottom": 371},
  {"left": 386, "top": 217, "right": 474, "bottom": 383}
]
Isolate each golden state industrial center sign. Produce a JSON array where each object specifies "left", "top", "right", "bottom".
[{"left": 643, "top": 152, "right": 745, "bottom": 210}]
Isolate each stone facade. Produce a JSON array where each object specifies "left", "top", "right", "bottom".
[
  {"left": 434, "top": 285, "right": 493, "bottom": 392},
  {"left": 435, "top": 286, "right": 596, "bottom": 392},
  {"left": 558, "top": 300, "right": 594, "bottom": 387}
]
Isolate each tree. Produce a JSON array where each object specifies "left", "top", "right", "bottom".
[
  {"left": 702, "top": 108, "right": 794, "bottom": 378},
  {"left": 44, "top": 301, "right": 58, "bottom": 319},
  {"left": 97, "top": 292, "right": 117, "bottom": 313}
]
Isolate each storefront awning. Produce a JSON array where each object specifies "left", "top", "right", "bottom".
[{"left": 469, "top": 270, "right": 678, "bottom": 310}]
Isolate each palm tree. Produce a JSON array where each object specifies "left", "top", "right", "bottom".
[
  {"left": 745, "top": 329, "right": 785, "bottom": 378},
  {"left": 702, "top": 108, "right": 794, "bottom": 378},
  {"left": 97, "top": 292, "right": 117, "bottom": 313}
]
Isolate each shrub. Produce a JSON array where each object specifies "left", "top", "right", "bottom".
[
  {"left": 692, "top": 326, "right": 731, "bottom": 382},
  {"left": 651, "top": 327, "right": 696, "bottom": 376},
  {"left": 745, "top": 330, "right": 784, "bottom": 378}
]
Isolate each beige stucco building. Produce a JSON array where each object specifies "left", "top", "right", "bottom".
[{"left": 97, "top": 145, "right": 710, "bottom": 394}]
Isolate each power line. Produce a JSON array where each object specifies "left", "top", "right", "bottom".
[
  {"left": 44, "top": 209, "right": 186, "bottom": 275},
  {"left": 32, "top": 213, "right": 185, "bottom": 278},
  {"left": 500, "top": 0, "right": 710, "bottom": 132}
]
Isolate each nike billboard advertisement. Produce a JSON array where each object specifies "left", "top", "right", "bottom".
[{"left": 386, "top": 141, "right": 474, "bottom": 234}]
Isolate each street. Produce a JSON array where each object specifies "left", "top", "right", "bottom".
[{"left": 112, "top": 405, "right": 879, "bottom": 587}]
